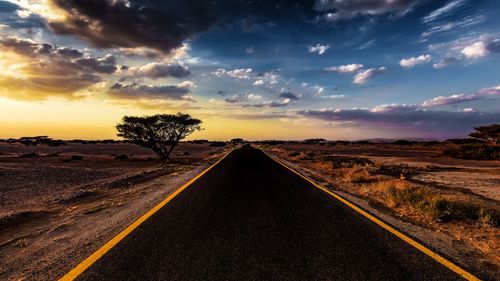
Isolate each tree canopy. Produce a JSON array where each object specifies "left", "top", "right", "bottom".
[
  {"left": 116, "top": 113, "right": 202, "bottom": 160},
  {"left": 469, "top": 124, "right": 500, "bottom": 146}
]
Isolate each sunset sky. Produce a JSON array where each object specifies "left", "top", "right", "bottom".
[{"left": 0, "top": 0, "right": 499, "bottom": 140}]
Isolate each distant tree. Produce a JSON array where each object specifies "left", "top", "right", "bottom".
[
  {"left": 469, "top": 124, "right": 500, "bottom": 146},
  {"left": 116, "top": 113, "right": 202, "bottom": 161},
  {"left": 230, "top": 138, "right": 244, "bottom": 143}
]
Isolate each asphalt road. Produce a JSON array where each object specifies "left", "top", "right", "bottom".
[{"left": 77, "top": 145, "right": 463, "bottom": 280}]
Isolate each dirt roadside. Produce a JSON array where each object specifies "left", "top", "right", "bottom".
[
  {"left": 0, "top": 144, "right": 230, "bottom": 280},
  {"left": 261, "top": 146, "right": 499, "bottom": 280}
]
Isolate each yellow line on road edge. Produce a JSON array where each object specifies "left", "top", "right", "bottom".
[
  {"left": 59, "top": 148, "right": 235, "bottom": 281},
  {"left": 261, "top": 149, "right": 480, "bottom": 281}
]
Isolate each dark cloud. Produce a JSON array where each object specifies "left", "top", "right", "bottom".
[
  {"left": 0, "top": 36, "right": 117, "bottom": 99},
  {"left": 48, "top": 0, "right": 216, "bottom": 53},
  {"left": 486, "top": 39, "right": 500, "bottom": 53},
  {"left": 279, "top": 92, "right": 300, "bottom": 100},
  {"left": 225, "top": 94, "right": 244, "bottom": 103},
  {"left": 74, "top": 55, "right": 117, "bottom": 74},
  {"left": 108, "top": 82, "right": 194, "bottom": 101},
  {"left": 296, "top": 107, "right": 500, "bottom": 136},
  {"left": 129, "top": 63, "right": 191, "bottom": 79},
  {"left": 0, "top": 1, "right": 45, "bottom": 29}
]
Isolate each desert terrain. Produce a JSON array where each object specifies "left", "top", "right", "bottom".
[
  {"left": 1, "top": 139, "right": 499, "bottom": 280},
  {"left": 0, "top": 141, "right": 229, "bottom": 280},
  {"left": 258, "top": 141, "right": 499, "bottom": 277}
]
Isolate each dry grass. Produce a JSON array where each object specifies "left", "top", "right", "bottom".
[{"left": 263, "top": 144, "right": 500, "bottom": 267}]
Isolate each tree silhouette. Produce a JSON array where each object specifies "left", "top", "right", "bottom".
[
  {"left": 469, "top": 124, "right": 500, "bottom": 146},
  {"left": 116, "top": 113, "right": 202, "bottom": 161}
]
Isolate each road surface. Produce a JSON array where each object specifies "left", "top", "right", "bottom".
[{"left": 76, "top": 145, "right": 464, "bottom": 280}]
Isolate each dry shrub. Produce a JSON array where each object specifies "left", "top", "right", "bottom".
[
  {"left": 344, "top": 165, "right": 374, "bottom": 183},
  {"left": 310, "top": 161, "right": 333, "bottom": 173}
]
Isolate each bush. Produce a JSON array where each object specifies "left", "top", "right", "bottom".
[
  {"left": 324, "top": 156, "right": 373, "bottom": 168},
  {"left": 298, "top": 151, "right": 316, "bottom": 160},
  {"left": 443, "top": 144, "right": 500, "bottom": 160},
  {"left": 388, "top": 187, "right": 500, "bottom": 225},
  {"left": 392, "top": 140, "right": 414, "bottom": 145},
  {"left": 209, "top": 141, "right": 226, "bottom": 147},
  {"left": 344, "top": 165, "right": 373, "bottom": 183}
]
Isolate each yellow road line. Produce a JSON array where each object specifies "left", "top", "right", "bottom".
[
  {"left": 261, "top": 149, "right": 480, "bottom": 281},
  {"left": 59, "top": 148, "right": 235, "bottom": 281}
]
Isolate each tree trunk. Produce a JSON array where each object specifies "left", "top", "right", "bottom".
[{"left": 164, "top": 143, "right": 177, "bottom": 160}]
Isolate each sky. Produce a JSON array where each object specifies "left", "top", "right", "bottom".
[{"left": 0, "top": 0, "right": 499, "bottom": 140}]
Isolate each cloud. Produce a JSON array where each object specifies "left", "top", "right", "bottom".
[
  {"left": 212, "top": 68, "right": 253, "bottom": 79},
  {"left": 128, "top": 63, "right": 190, "bottom": 79},
  {"left": 247, "top": 93, "right": 262, "bottom": 100},
  {"left": 37, "top": 0, "right": 216, "bottom": 53},
  {"left": 256, "top": 71, "right": 279, "bottom": 85},
  {"left": 421, "top": 0, "right": 466, "bottom": 24},
  {"left": 0, "top": 36, "right": 116, "bottom": 99},
  {"left": 421, "top": 86, "right": 500, "bottom": 107},
  {"left": 225, "top": 94, "right": 244, "bottom": 103},
  {"left": 427, "top": 34, "right": 500, "bottom": 68},
  {"left": 211, "top": 68, "right": 227, "bottom": 77},
  {"left": 353, "top": 67, "right": 386, "bottom": 84},
  {"left": 295, "top": 106, "right": 500, "bottom": 137},
  {"left": 432, "top": 57, "right": 461, "bottom": 69},
  {"left": 253, "top": 98, "right": 291, "bottom": 108},
  {"left": 314, "top": 0, "right": 418, "bottom": 21},
  {"left": 325, "top": 64, "right": 364, "bottom": 73},
  {"left": 371, "top": 103, "right": 418, "bottom": 112},
  {"left": 253, "top": 79, "right": 264, "bottom": 85},
  {"left": 227, "top": 68, "right": 253, "bottom": 79},
  {"left": 308, "top": 44, "right": 330, "bottom": 55},
  {"left": 108, "top": 81, "right": 194, "bottom": 102},
  {"left": 399, "top": 54, "right": 431, "bottom": 68},
  {"left": 225, "top": 93, "right": 262, "bottom": 103},
  {"left": 324, "top": 94, "right": 346, "bottom": 98},
  {"left": 461, "top": 41, "right": 488, "bottom": 58},
  {"left": 279, "top": 92, "right": 300, "bottom": 100},
  {"left": 358, "top": 39, "right": 376, "bottom": 50}
]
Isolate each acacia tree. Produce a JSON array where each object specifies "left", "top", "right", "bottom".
[
  {"left": 116, "top": 113, "right": 202, "bottom": 161},
  {"left": 469, "top": 124, "right": 500, "bottom": 146}
]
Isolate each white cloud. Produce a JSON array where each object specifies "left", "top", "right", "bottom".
[
  {"left": 212, "top": 68, "right": 253, "bottom": 79},
  {"left": 211, "top": 68, "right": 226, "bottom": 77},
  {"left": 227, "top": 68, "right": 253, "bottom": 79},
  {"left": 315, "top": 0, "right": 418, "bottom": 22},
  {"left": 353, "top": 67, "right": 386, "bottom": 84},
  {"left": 371, "top": 104, "right": 418, "bottom": 113},
  {"left": 325, "top": 64, "right": 364, "bottom": 73},
  {"left": 422, "top": 94, "right": 479, "bottom": 107},
  {"left": 422, "top": 86, "right": 500, "bottom": 107},
  {"left": 399, "top": 54, "right": 431, "bottom": 68},
  {"left": 324, "top": 95, "right": 346, "bottom": 98},
  {"left": 247, "top": 93, "right": 262, "bottom": 100},
  {"left": 253, "top": 79, "right": 264, "bottom": 85},
  {"left": 463, "top": 108, "right": 477, "bottom": 113},
  {"left": 16, "top": 9, "right": 32, "bottom": 19},
  {"left": 308, "top": 43, "right": 330, "bottom": 55},
  {"left": 461, "top": 41, "right": 488, "bottom": 58},
  {"left": 421, "top": 0, "right": 466, "bottom": 24}
]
